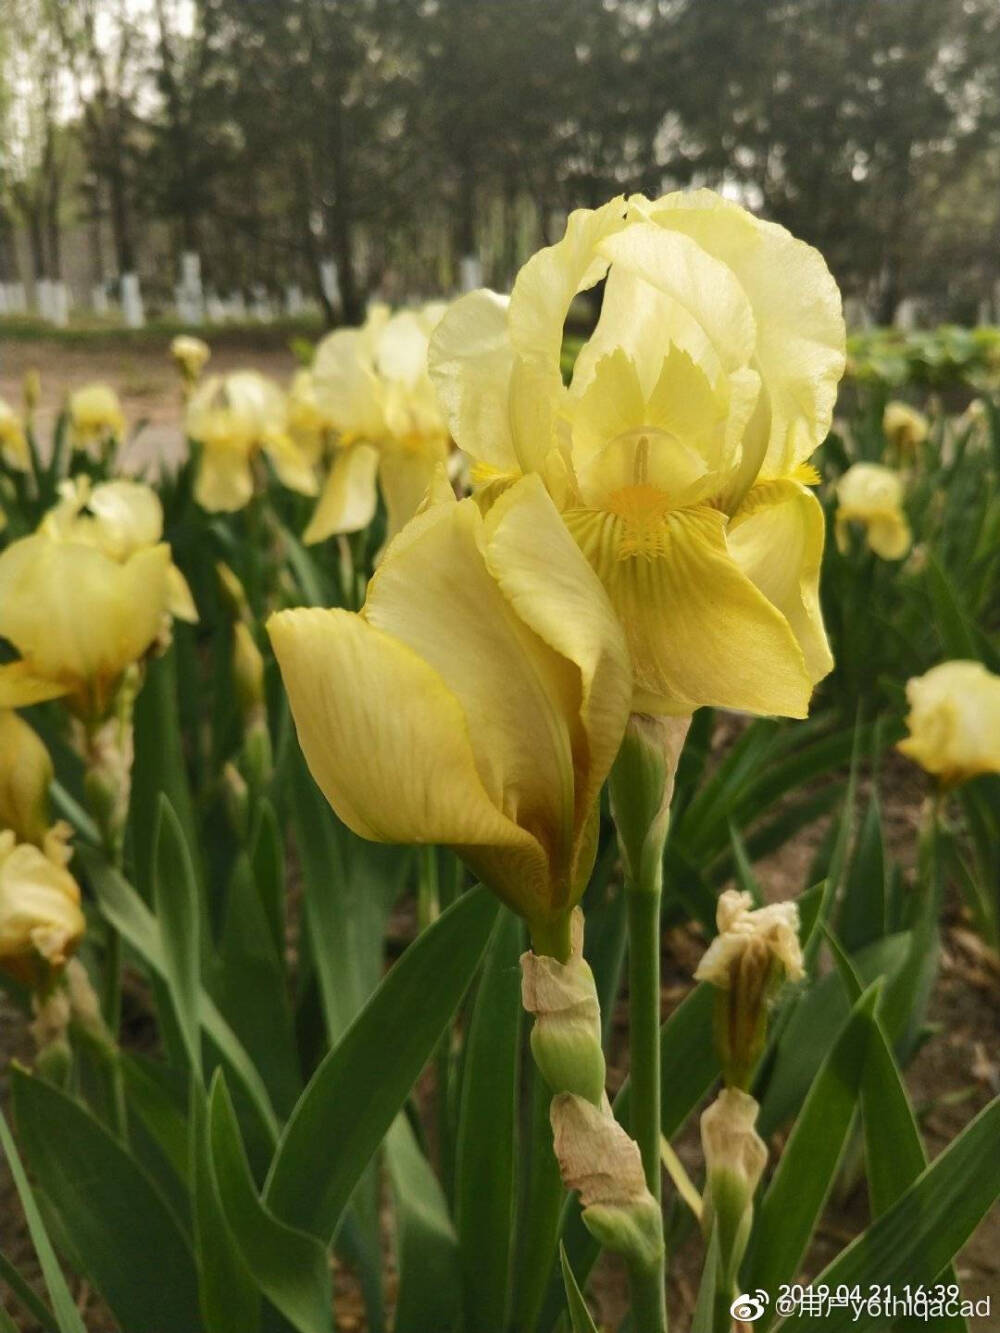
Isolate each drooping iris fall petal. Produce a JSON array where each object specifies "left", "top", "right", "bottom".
[{"left": 269, "top": 475, "right": 631, "bottom": 937}]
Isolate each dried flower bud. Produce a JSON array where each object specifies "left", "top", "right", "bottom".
[
  {"left": 521, "top": 910, "right": 605, "bottom": 1105},
  {"left": 696, "top": 890, "right": 803, "bottom": 1087},
  {"left": 550, "top": 1092, "right": 664, "bottom": 1272},
  {"left": 700, "top": 1088, "right": 768, "bottom": 1286}
]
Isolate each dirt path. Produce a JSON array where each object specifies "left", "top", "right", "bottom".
[{"left": 0, "top": 339, "right": 299, "bottom": 473}]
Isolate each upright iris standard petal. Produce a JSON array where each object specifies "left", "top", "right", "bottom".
[
  {"left": 306, "top": 302, "right": 450, "bottom": 545},
  {"left": 429, "top": 189, "right": 845, "bottom": 719},
  {"left": 269, "top": 476, "right": 631, "bottom": 935}
]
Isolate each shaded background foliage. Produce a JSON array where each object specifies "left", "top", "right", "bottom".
[{"left": 2, "top": 0, "right": 1000, "bottom": 323}]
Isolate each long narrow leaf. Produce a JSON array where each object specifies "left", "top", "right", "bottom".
[
  {"left": 777, "top": 1098, "right": 1000, "bottom": 1333},
  {"left": 11, "top": 1070, "right": 201, "bottom": 1333},
  {"left": 264, "top": 887, "right": 498, "bottom": 1241},
  {"left": 0, "top": 1111, "right": 86, "bottom": 1333}
]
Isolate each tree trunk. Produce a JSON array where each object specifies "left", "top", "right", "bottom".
[
  {"left": 328, "top": 98, "right": 364, "bottom": 326},
  {"left": 107, "top": 154, "right": 135, "bottom": 275}
]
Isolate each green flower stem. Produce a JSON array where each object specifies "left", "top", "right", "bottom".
[
  {"left": 626, "top": 874, "right": 667, "bottom": 1333},
  {"left": 509, "top": 1065, "right": 565, "bottom": 1332}
]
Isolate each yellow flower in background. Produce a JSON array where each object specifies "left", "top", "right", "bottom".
[
  {"left": 67, "top": 383, "right": 126, "bottom": 457},
  {"left": 835, "top": 462, "right": 911, "bottom": 559},
  {"left": 0, "top": 397, "right": 29, "bottom": 471},
  {"left": 883, "top": 400, "right": 929, "bottom": 453},
  {"left": 270, "top": 474, "right": 631, "bottom": 949},
  {"left": 0, "top": 826, "right": 84, "bottom": 987},
  {"left": 430, "top": 190, "right": 845, "bottom": 717},
  {"left": 41, "top": 476, "right": 198, "bottom": 624},
  {"left": 187, "top": 371, "right": 319, "bottom": 512},
  {"left": 0, "top": 710, "right": 53, "bottom": 846},
  {"left": 897, "top": 661, "right": 1000, "bottom": 787},
  {"left": 170, "top": 334, "right": 211, "bottom": 385},
  {"left": 0, "top": 485, "right": 181, "bottom": 716},
  {"left": 305, "top": 302, "right": 452, "bottom": 546},
  {"left": 286, "top": 368, "right": 336, "bottom": 467}
]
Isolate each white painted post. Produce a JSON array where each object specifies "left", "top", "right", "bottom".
[
  {"left": 121, "top": 272, "right": 145, "bottom": 328},
  {"left": 320, "top": 259, "right": 341, "bottom": 311},
  {"left": 459, "top": 256, "right": 483, "bottom": 292},
  {"left": 50, "top": 281, "right": 70, "bottom": 327},
  {"left": 36, "top": 278, "right": 53, "bottom": 320}
]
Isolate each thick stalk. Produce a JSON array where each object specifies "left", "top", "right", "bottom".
[{"left": 626, "top": 876, "right": 667, "bottom": 1333}]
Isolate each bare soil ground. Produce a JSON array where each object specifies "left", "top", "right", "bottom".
[{"left": 0, "top": 339, "right": 299, "bottom": 472}]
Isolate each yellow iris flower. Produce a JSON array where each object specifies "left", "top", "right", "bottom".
[
  {"left": 897, "top": 661, "right": 1000, "bottom": 787},
  {"left": 187, "top": 371, "right": 319, "bottom": 512},
  {"left": 270, "top": 474, "right": 631, "bottom": 949},
  {"left": 0, "top": 477, "right": 193, "bottom": 716},
  {"left": 430, "top": 191, "right": 845, "bottom": 717},
  {"left": 835, "top": 462, "right": 911, "bottom": 560},
  {"left": 170, "top": 334, "right": 211, "bottom": 385},
  {"left": 0, "top": 397, "right": 30, "bottom": 471},
  {"left": 286, "top": 368, "right": 336, "bottom": 468},
  {"left": 67, "top": 383, "right": 126, "bottom": 458},
  {"left": 304, "top": 302, "right": 452, "bottom": 546},
  {"left": 883, "top": 401, "right": 929, "bottom": 453},
  {"left": 0, "top": 826, "right": 85, "bottom": 986}
]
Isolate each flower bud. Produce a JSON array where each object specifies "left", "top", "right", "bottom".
[
  {"left": 23, "top": 369, "right": 40, "bottom": 414},
  {"left": 550, "top": 1092, "right": 664, "bottom": 1271},
  {"left": 700, "top": 1088, "right": 767, "bottom": 1286},
  {"left": 222, "top": 761, "right": 250, "bottom": 838},
  {"left": 233, "top": 622, "right": 266, "bottom": 721},
  {"left": 521, "top": 910, "right": 605, "bottom": 1105},
  {"left": 0, "top": 710, "right": 53, "bottom": 845},
  {"left": 609, "top": 714, "right": 690, "bottom": 890},
  {"left": 216, "top": 562, "right": 251, "bottom": 621},
  {"left": 695, "top": 891, "right": 803, "bottom": 1088}
]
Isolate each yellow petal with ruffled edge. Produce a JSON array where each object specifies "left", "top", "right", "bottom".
[
  {"left": 897, "top": 660, "right": 1000, "bottom": 785},
  {"left": 565, "top": 504, "right": 812, "bottom": 717},
  {"left": 593, "top": 223, "right": 758, "bottom": 384},
  {"left": 267, "top": 607, "right": 550, "bottom": 923},
  {"left": 377, "top": 444, "right": 448, "bottom": 545},
  {"left": 304, "top": 443, "right": 380, "bottom": 543},
  {"left": 0, "top": 536, "right": 171, "bottom": 695},
  {"left": 633, "top": 190, "right": 845, "bottom": 481},
  {"left": 428, "top": 290, "right": 520, "bottom": 471},
  {"left": 312, "top": 329, "right": 386, "bottom": 440},
  {"left": 509, "top": 198, "right": 626, "bottom": 367},
  {"left": 727, "top": 478, "right": 832, "bottom": 684}
]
